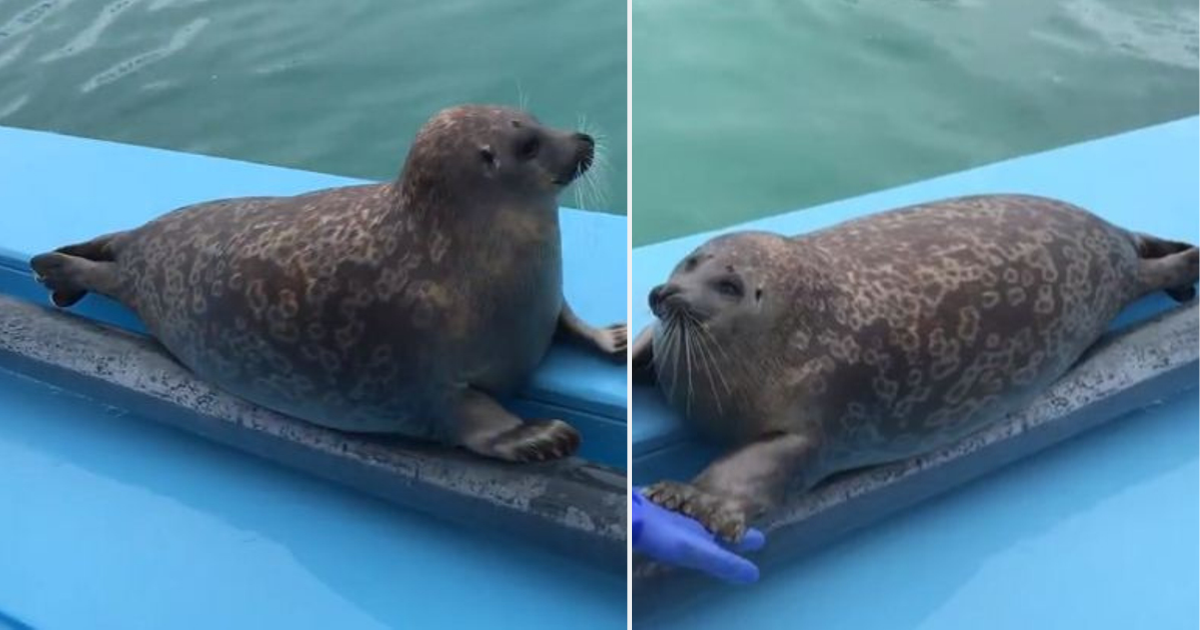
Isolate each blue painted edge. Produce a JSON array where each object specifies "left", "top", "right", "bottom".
[
  {"left": 0, "top": 609, "right": 34, "bottom": 630},
  {"left": 0, "top": 294, "right": 628, "bottom": 572},
  {"left": 0, "top": 125, "right": 628, "bottom": 467},
  {"left": 631, "top": 116, "right": 1200, "bottom": 460}
]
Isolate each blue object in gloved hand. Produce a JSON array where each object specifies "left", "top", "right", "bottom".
[{"left": 631, "top": 489, "right": 765, "bottom": 584}]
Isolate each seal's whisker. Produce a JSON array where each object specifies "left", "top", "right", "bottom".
[
  {"left": 682, "top": 317, "right": 697, "bottom": 417},
  {"left": 669, "top": 316, "right": 686, "bottom": 405},
  {"left": 579, "top": 136, "right": 610, "bottom": 210},
  {"left": 693, "top": 320, "right": 734, "bottom": 398},
  {"left": 707, "top": 327, "right": 763, "bottom": 409},
  {"left": 690, "top": 318, "right": 725, "bottom": 416},
  {"left": 694, "top": 322, "right": 736, "bottom": 382},
  {"left": 580, "top": 171, "right": 600, "bottom": 211},
  {"left": 664, "top": 321, "right": 681, "bottom": 405},
  {"left": 569, "top": 136, "right": 607, "bottom": 212},
  {"left": 578, "top": 169, "right": 597, "bottom": 211},
  {"left": 573, "top": 181, "right": 586, "bottom": 211},
  {"left": 576, "top": 114, "right": 608, "bottom": 145},
  {"left": 516, "top": 81, "right": 530, "bottom": 111},
  {"left": 658, "top": 316, "right": 683, "bottom": 403},
  {"left": 589, "top": 169, "right": 609, "bottom": 210}
]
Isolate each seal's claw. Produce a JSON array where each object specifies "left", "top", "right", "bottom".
[
  {"left": 644, "top": 480, "right": 750, "bottom": 543},
  {"left": 30, "top": 252, "right": 91, "bottom": 308},
  {"left": 489, "top": 419, "right": 581, "bottom": 463},
  {"left": 643, "top": 482, "right": 691, "bottom": 511},
  {"left": 597, "top": 322, "right": 628, "bottom": 360}
]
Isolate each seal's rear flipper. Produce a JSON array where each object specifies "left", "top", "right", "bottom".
[
  {"left": 54, "top": 231, "right": 126, "bottom": 261},
  {"left": 29, "top": 252, "right": 120, "bottom": 308},
  {"left": 1133, "top": 233, "right": 1198, "bottom": 303},
  {"left": 451, "top": 388, "right": 581, "bottom": 462},
  {"left": 1137, "top": 248, "right": 1199, "bottom": 303}
]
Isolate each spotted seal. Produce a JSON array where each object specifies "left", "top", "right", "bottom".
[
  {"left": 31, "top": 104, "right": 626, "bottom": 463},
  {"left": 631, "top": 194, "right": 1197, "bottom": 539}
]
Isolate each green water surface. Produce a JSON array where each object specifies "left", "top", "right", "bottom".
[
  {"left": 633, "top": 0, "right": 1198, "bottom": 244},
  {"left": 0, "top": 0, "right": 627, "bottom": 214}
]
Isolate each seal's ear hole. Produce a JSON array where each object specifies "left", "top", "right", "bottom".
[
  {"left": 755, "top": 288, "right": 763, "bottom": 302},
  {"left": 479, "top": 146, "right": 498, "bottom": 170}
]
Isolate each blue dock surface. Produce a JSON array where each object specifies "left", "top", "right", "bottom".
[
  {"left": 0, "top": 128, "right": 627, "bottom": 628},
  {"left": 632, "top": 118, "right": 1199, "bottom": 628}
]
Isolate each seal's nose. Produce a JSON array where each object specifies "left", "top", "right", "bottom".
[
  {"left": 648, "top": 283, "right": 682, "bottom": 317},
  {"left": 574, "top": 133, "right": 595, "bottom": 174}
]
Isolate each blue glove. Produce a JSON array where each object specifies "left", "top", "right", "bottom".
[{"left": 631, "top": 488, "right": 765, "bottom": 584}]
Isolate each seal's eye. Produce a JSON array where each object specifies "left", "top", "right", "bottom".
[
  {"left": 715, "top": 278, "right": 744, "bottom": 298},
  {"left": 683, "top": 256, "right": 699, "bottom": 272},
  {"left": 517, "top": 136, "right": 540, "bottom": 160}
]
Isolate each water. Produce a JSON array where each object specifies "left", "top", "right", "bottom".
[
  {"left": 0, "top": 0, "right": 627, "bottom": 214},
  {"left": 633, "top": 0, "right": 1199, "bottom": 244}
]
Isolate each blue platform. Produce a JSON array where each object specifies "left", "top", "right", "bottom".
[
  {"left": 0, "top": 128, "right": 627, "bottom": 629},
  {"left": 0, "top": 366, "right": 625, "bottom": 629},
  {"left": 632, "top": 118, "right": 1199, "bottom": 628}
]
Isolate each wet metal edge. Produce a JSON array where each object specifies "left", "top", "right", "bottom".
[
  {"left": 634, "top": 302, "right": 1198, "bottom": 607},
  {"left": 0, "top": 295, "right": 627, "bottom": 573}
]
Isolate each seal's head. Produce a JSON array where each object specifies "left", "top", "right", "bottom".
[
  {"left": 397, "top": 105, "right": 594, "bottom": 209},
  {"left": 648, "top": 231, "right": 788, "bottom": 337},
  {"left": 643, "top": 231, "right": 792, "bottom": 436}
]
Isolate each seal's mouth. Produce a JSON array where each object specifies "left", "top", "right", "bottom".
[{"left": 553, "top": 133, "right": 595, "bottom": 186}]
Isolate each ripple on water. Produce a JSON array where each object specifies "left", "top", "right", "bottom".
[
  {"left": 0, "top": 93, "right": 31, "bottom": 119},
  {"left": 1063, "top": 0, "right": 1199, "bottom": 69},
  {"left": 0, "top": 37, "right": 32, "bottom": 69},
  {"left": 80, "top": 16, "right": 210, "bottom": 93},
  {"left": 146, "top": 0, "right": 209, "bottom": 12},
  {"left": 0, "top": 0, "right": 76, "bottom": 40},
  {"left": 39, "top": 0, "right": 141, "bottom": 63}
]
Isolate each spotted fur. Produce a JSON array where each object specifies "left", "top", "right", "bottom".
[
  {"left": 30, "top": 105, "right": 623, "bottom": 462},
  {"left": 638, "top": 194, "right": 1198, "bottom": 540}
]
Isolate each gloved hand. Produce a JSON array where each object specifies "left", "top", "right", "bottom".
[{"left": 631, "top": 488, "right": 765, "bottom": 584}]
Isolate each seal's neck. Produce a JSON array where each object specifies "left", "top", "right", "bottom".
[{"left": 386, "top": 175, "right": 560, "bottom": 229}]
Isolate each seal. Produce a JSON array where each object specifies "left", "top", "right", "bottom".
[
  {"left": 631, "top": 194, "right": 1197, "bottom": 540},
  {"left": 30, "top": 104, "right": 627, "bottom": 463}
]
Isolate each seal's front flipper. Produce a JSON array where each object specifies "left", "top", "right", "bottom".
[
  {"left": 645, "top": 432, "right": 818, "bottom": 543},
  {"left": 29, "top": 252, "right": 121, "bottom": 308},
  {"left": 556, "top": 300, "right": 627, "bottom": 361},
  {"left": 631, "top": 326, "right": 656, "bottom": 385},
  {"left": 643, "top": 480, "right": 757, "bottom": 545},
  {"left": 450, "top": 388, "right": 581, "bottom": 462}
]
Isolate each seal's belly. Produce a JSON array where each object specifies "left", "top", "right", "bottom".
[{"left": 454, "top": 271, "right": 561, "bottom": 394}]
